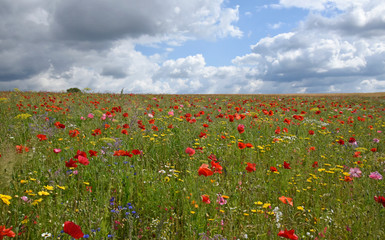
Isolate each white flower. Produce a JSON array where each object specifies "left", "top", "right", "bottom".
[{"left": 41, "top": 232, "right": 51, "bottom": 238}]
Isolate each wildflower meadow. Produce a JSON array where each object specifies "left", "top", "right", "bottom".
[{"left": 1, "top": 91, "right": 385, "bottom": 239}]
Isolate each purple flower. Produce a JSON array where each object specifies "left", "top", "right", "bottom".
[
  {"left": 349, "top": 168, "right": 362, "bottom": 178},
  {"left": 369, "top": 171, "right": 382, "bottom": 180},
  {"left": 373, "top": 138, "right": 380, "bottom": 143}
]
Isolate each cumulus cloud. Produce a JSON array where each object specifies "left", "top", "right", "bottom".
[
  {"left": 232, "top": 0, "right": 385, "bottom": 93},
  {"left": 0, "top": 0, "right": 241, "bottom": 91}
]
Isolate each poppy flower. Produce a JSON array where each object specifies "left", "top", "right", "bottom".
[
  {"left": 69, "top": 129, "right": 80, "bottom": 137},
  {"left": 277, "top": 229, "right": 298, "bottom": 240},
  {"left": 132, "top": 149, "right": 141, "bottom": 155},
  {"left": 283, "top": 161, "right": 291, "bottom": 169},
  {"left": 308, "top": 130, "right": 314, "bottom": 135},
  {"left": 246, "top": 143, "right": 253, "bottom": 148},
  {"left": 185, "top": 147, "right": 195, "bottom": 156},
  {"left": 121, "top": 129, "right": 128, "bottom": 135},
  {"left": 337, "top": 139, "right": 345, "bottom": 145},
  {"left": 201, "top": 195, "right": 210, "bottom": 204},
  {"left": 279, "top": 196, "right": 293, "bottom": 206},
  {"left": 374, "top": 196, "right": 385, "bottom": 207},
  {"left": 312, "top": 161, "right": 318, "bottom": 168},
  {"left": 198, "top": 164, "right": 213, "bottom": 177},
  {"left": 270, "top": 166, "right": 278, "bottom": 172},
  {"left": 77, "top": 155, "right": 89, "bottom": 166},
  {"left": 246, "top": 162, "right": 256, "bottom": 172},
  {"left": 344, "top": 176, "right": 353, "bottom": 182},
  {"left": 37, "top": 134, "right": 47, "bottom": 141},
  {"left": 123, "top": 124, "right": 130, "bottom": 128},
  {"left": 88, "top": 150, "right": 98, "bottom": 157},
  {"left": 65, "top": 159, "right": 78, "bottom": 168},
  {"left": 371, "top": 148, "right": 377, "bottom": 152},
  {"left": 238, "top": 142, "right": 246, "bottom": 149},
  {"left": 0, "top": 225, "right": 16, "bottom": 239},
  {"left": 237, "top": 124, "right": 245, "bottom": 134},
  {"left": 211, "top": 161, "right": 223, "bottom": 174},
  {"left": 63, "top": 221, "right": 84, "bottom": 239}
]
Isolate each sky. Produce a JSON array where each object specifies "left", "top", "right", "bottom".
[{"left": 1, "top": 0, "right": 385, "bottom": 94}]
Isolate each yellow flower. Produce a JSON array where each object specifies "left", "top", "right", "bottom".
[
  {"left": 262, "top": 203, "right": 271, "bottom": 209},
  {"left": 38, "top": 191, "right": 50, "bottom": 196},
  {"left": 56, "top": 185, "right": 66, "bottom": 190},
  {"left": 44, "top": 185, "right": 54, "bottom": 191},
  {"left": 32, "top": 198, "right": 43, "bottom": 206},
  {"left": 0, "top": 194, "right": 12, "bottom": 205},
  {"left": 20, "top": 180, "right": 28, "bottom": 184},
  {"left": 254, "top": 201, "right": 263, "bottom": 205},
  {"left": 297, "top": 206, "right": 304, "bottom": 211}
]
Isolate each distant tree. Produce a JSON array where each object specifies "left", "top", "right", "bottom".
[{"left": 66, "top": 87, "right": 82, "bottom": 93}]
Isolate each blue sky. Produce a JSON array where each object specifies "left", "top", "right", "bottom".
[{"left": 1, "top": 0, "right": 385, "bottom": 94}]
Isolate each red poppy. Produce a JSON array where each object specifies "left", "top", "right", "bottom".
[
  {"left": 371, "top": 148, "right": 377, "bottom": 152},
  {"left": 121, "top": 129, "right": 128, "bottom": 135},
  {"left": 246, "top": 143, "right": 253, "bottom": 148},
  {"left": 270, "top": 166, "right": 278, "bottom": 172},
  {"left": 283, "top": 161, "right": 291, "bottom": 169},
  {"left": 198, "top": 164, "right": 213, "bottom": 177},
  {"left": 92, "top": 128, "right": 101, "bottom": 136},
  {"left": 312, "top": 161, "right": 318, "bottom": 168},
  {"left": 148, "top": 119, "right": 155, "bottom": 124},
  {"left": 37, "top": 134, "right": 47, "bottom": 141},
  {"left": 77, "top": 155, "right": 89, "bottom": 166},
  {"left": 203, "top": 124, "right": 209, "bottom": 128},
  {"left": 237, "top": 124, "right": 245, "bottom": 134},
  {"left": 63, "top": 221, "right": 84, "bottom": 239},
  {"left": 201, "top": 195, "right": 211, "bottom": 204},
  {"left": 275, "top": 127, "right": 281, "bottom": 135},
  {"left": 65, "top": 159, "right": 78, "bottom": 168},
  {"left": 279, "top": 196, "right": 293, "bottom": 206},
  {"left": 246, "top": 162, "right": 256, "bottom": 172},
  {"left": 168, "top": 124, "right": 174, "bottom": 129},
  {"left": 337, "top": 139, "right": 345, "bottom": 145},
  {"left": 374, "top": 196, "right": 385, "bottom": 207},
  {"left": 308, "top": 130, "right": 314, "bottom": 135},
  {"left": 151, "top": 125, "right": 159, "bottom": 131},
  {"left": 344, "top": 176, "right": 353, "bottom": 182},
  {"left": 199, "top": 132, "right": 207, "bottom": 138},
  {"left": 185, "top": 147, "right": 195, "bottom": 156},
  {"left": 132, "top": 149, "right": 141, "bottom": 155},
  {"left": 238, "top": 142, "right": 246, "bottom": 149},
  {"left": 0, "top": 225, "right": 16, "bottom": 239},
  {"left": 69, "top": 129, "right": 80, "bottom": 137},
  {"left": 348, "top": 137, "right": 356, "bottom": 143},
  {"left": 123, "top": 113, "right": 129, "bottom": 117},
  {"left": 277, "top": 229, "right": 298, "bottom": 240},
  {"left": 211, "top": 161, "right": 223, "bottom": 174},
  {"left": 123, "top": 124, "right": 130, "bottom": 128},
  {"left": 88, "top": 150, "right": 98, "bottom": 157}
]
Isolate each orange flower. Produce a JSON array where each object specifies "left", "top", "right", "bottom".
[{"left": 279, "top": 196, "right": 293, "bottom": 206}]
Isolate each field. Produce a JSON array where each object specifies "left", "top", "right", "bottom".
[{"left": 1, "top": 91, "right": 385, "bottom": 239}]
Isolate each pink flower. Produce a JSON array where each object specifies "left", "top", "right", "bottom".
[
  {"left": 53, "top": 148, "right": 62, "bottom": 153},
  {"left": 369, "top": 171, "right": 383, "bottom": 180},
  {"left": 20, "top": 196, "right": 28, "bottom": 202},
  {"left": 185, "top": 147, "right": 195, "bottom": 156},
  {"left": 349, "top": 167, "right": 362, "bottom": 178},
  {"left": 168, "top": 111, "right": 174, "bottom": 116},
  {"left": 373, "top": 138, "right": 380, "bottom": 143},
  {"left": 216, "top": 194, "right": 227, "bottom": 205},
  {"left": 101, "top": 114, "right": 106, "bottom": 120},
  {"left": 88, "top": 113, "right": 94, "bottom": 119}
]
